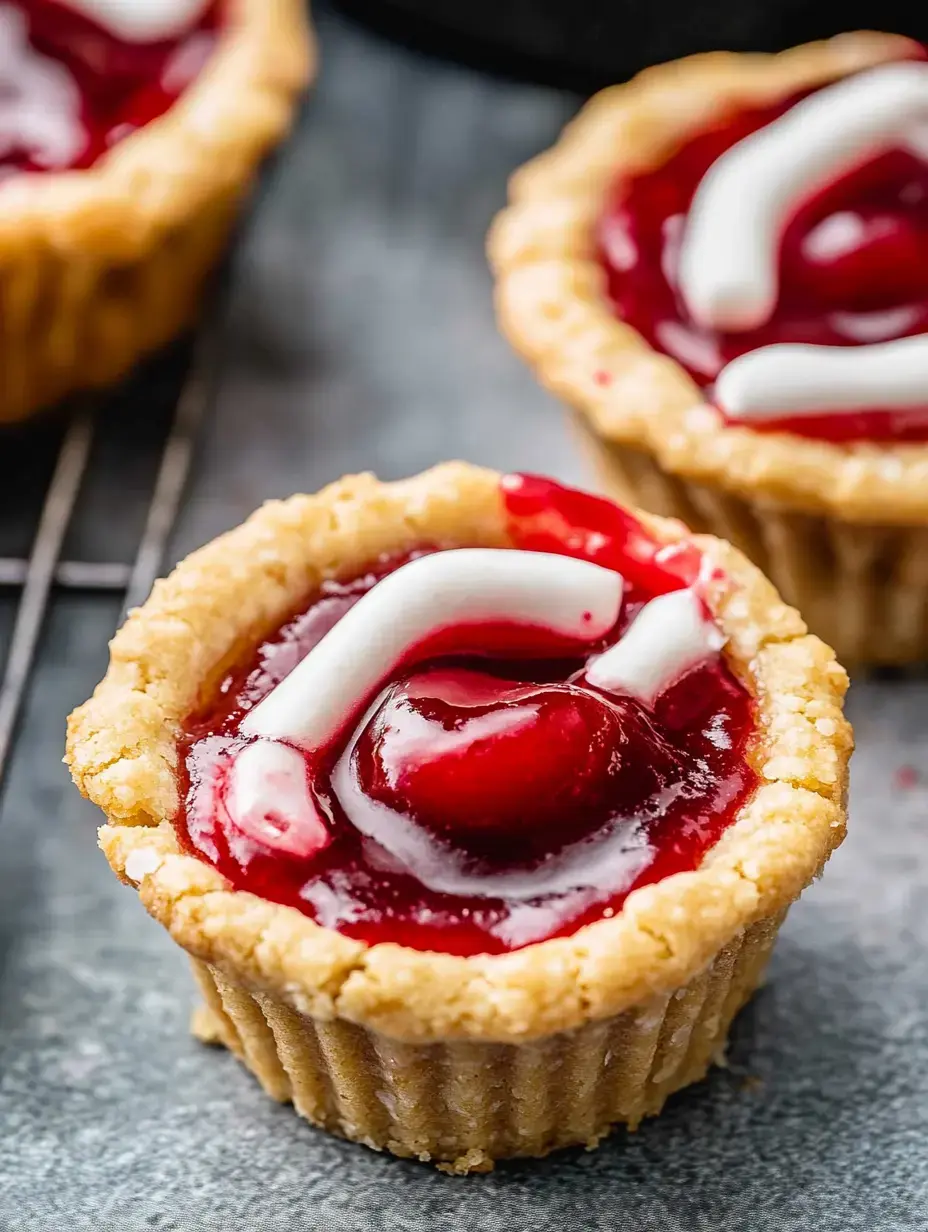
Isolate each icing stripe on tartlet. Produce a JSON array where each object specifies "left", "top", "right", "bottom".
[
  {"left": 0, "top": 7, "right": 84, "bottom": 170},
  {"left": 714, "top": 335, "right": 928, "bottom": 420},
  {"left": 228, "top": 740, "right": 329, "bottom": 857},
  {"left": 585, "top": 588, "right": 725, "bottom": 703},
  {"left": 241, "top": 549, "right": 625, "bottom": 747},
  {"left": 677, "top": 61, "right": 928, "bottom": 332},
  {"left": 66, "top": 0, "right": 210, "bottom": 42}
]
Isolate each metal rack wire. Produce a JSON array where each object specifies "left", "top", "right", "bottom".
[{"left": 0, "top": 329, "right": 216, "bottom": 787}]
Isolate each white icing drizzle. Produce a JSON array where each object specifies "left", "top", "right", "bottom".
[
  {"left": 65, "top": 0, "right": 210, "bottom": 42},
  {"left": 677, "top": 62, "right": 928, "bottom": 332},
  {"left": 585, "top": 589, "right": 725, "bottom": 703},
  {"left": 228, "top": 740, "right": 329, "bottom": 857},
  {"left": 829, "top": 306, "right": 924, "bottom": 345},
  {"left": 242, "top": 549, "right": 625, "bottom": 747},
  {"left": 0, "top": 6, "right": 84, "bottom": 171},
  {"left": 715, "top": 335, "right": 928, "bottom": 420}
]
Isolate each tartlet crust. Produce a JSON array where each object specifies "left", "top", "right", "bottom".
[
  {"left": 488, "top": 32, "right": 928, "bottom": 524},
  {"left": 66, "top": 463, "right": 851, "bottom": 1045},
  {"left": 0, "top": 0, "right": 313, "bottom": 421}
]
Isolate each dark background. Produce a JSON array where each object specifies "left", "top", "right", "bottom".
[
  {"left": 338, "top": 0, "right": 928, "bottom": 92},
  {"left": 0, "top": 6, "right": 926, "bottom": 1229}
]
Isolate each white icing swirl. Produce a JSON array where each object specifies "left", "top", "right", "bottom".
[
  {"left": 678, "top": 62, "right": 928, "bottom": 333},
  {"left": 674, "top": 60, "right": 928, "bottom": 423},
  {"left": 242, "top": 549, "right": 625, "bottom": 749},
  {"left": 65, "top": 0, "right": 210, "bottom": 42},
  {"left": 228, "top": 740, "right": 329, "bottom": 858},
  {"left": 0, "top": 6, "right": 84, "bottom": 171},
  {"left": 715, "top": 335, "right": 928, "bottom": 421},
  {"left": 585, "top": 588, "right": 725, "bottom": 702}
]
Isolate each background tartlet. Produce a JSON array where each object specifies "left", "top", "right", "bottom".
[
  {"left": 0, "top": 0, "right": 313, "bottom": 424},
  {"left": 66, "top": 463, "right": 851, "bottom": 1172}
]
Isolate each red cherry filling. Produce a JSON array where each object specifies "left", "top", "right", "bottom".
[
  {"left": 599, "top": 50, "right": 928, "bottom": 443},
  {"left": 176, "top": 476, "right": 758, "bottom": 956},
  {"left": 353, "top": 667, "right": 682, "bottom": 846},
  {"left": 500, "top": 471, "right": 704, "bottom": 594},
  {"left": 0, "top": 0, "right": 219, "bottom": 177}
]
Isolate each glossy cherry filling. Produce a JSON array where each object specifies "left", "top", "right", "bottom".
[
  {"left": 599, "top": 70, "right": 928, "bottom": 442},
  {"left": 176, "top": 476, "right": 758, "bottom": 956},
  {"left": 0, "top": 0, "right": 220, "bottom": 177}
]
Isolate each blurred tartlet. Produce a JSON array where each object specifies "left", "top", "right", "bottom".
[
  {"left": 490, "top": 33, "right": 928, "bottom": 664},
  {"left": 0, "top": 0, "right": 313, "bottom": 423},
  {"left": 67, "top": 464, "right": 851, "bottom": 1172}
]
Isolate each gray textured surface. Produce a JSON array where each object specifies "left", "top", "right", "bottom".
[{"left": 1, "top": 11, "right": 927, "bottom": 1231}]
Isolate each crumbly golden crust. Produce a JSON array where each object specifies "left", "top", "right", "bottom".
[
  {"left": 0, "top": 0, "right": 313, "bottom": 422},
  {"left": 489, "top": 32, "right": 928, "bottom": 524},
  {"left": 66, "top": 463, "right": 852, "bottom": 1044}
]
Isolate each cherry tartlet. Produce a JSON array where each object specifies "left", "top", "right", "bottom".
[
  {"left": 491, "top": 33, "right": 928, "bottom": 665},
  {"left": 68, "top": 464, "right": 851, "bottom": 1170},
  {"left": 0, "top": 0, "right": 312, "bottom": 422}
]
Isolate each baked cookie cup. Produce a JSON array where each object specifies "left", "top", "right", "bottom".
[
  {"left": 490, "top": 32, "right": 928, "bottom": 665},
  {"left": 0, "top": 0, "right": 313, "bottom": 424},
  {"left": 66, "top": 463, "right": 851, "bottom": 1173}
]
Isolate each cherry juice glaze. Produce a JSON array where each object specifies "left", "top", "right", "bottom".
[
  {"left": 0, "top": 0, "right": 220, "bottom": 177},
  {"left": 599, "top": 65, "right": 928, "bottom": 443},
  {"left": 177, "top": 477, "right": 758, "bottom": 956}
]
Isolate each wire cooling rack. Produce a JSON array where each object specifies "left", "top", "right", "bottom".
[{"left": 0, "top": 328, "right": 217, "bottom": 788}]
